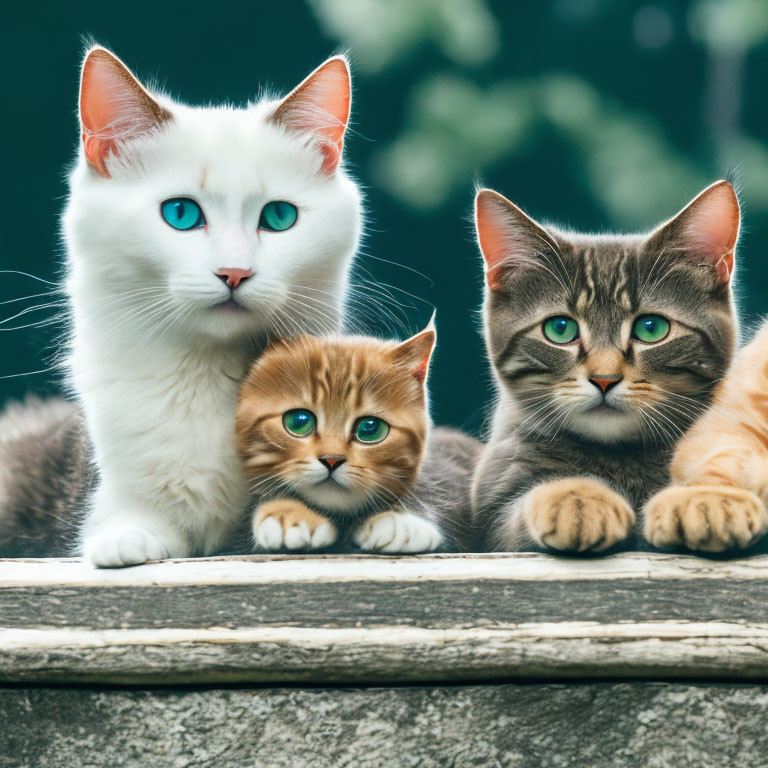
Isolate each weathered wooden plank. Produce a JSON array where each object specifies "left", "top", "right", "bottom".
[
  {"left": 4, "top": 551, "right": 768, "bottom": 586},
  {"left": 3, "top": 682, "right": 768, "bottom": 768},
  {"left": 2, "top": 578, "right": 768, "bottom": 630},
  {"left": 3, "top": 621, "right": 768, "bottom": 684},
  {"left": 4, "top": 554, "right": 768, "bottom": 685}
]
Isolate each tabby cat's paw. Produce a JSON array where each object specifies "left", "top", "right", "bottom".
[
  {"left": 84, "top": 525, "right": 172, "bottom": 568},
  {"left": 524, "top": 478, "right": 635, "bottom": 553},
  {"left": 644, "top": 485, "right": 768, "bottom": 552},
  {"left": 252, "top": 499, "right": 337, "bottom": 551},
  {"left": 354, "top": 511, "right": 442, "bottom": 553}
]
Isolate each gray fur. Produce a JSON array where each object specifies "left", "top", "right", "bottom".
[
  {"left": 0, "top": 398, "right": 93, "bottom": 556},
  {"left": 406, "top": 426, "right": 484, "bottom": 552},
  {"left": 472, "top": 198, "right": 737, "bottom": 552}
]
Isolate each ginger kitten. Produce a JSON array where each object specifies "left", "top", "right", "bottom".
[
  {"left": 235, "top": 327, "right": 480, "bottom": 552},
  {"left": 644, "top": 324, "right": 768, "bottom": 552},
  {"left": 471, "top": 181, "right": 740, "bottom": 553}
]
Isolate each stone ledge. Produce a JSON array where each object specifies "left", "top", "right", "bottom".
[
  {"left": 4, "top": 683, "right": 768, "bottom": 768},
  {"left": 2, "top": 552, "right": 768, "bottom": 685}
]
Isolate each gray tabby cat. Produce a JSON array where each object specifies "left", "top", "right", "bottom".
[{"left": 470, "top": 181, "right": 740, "bottom": 553}]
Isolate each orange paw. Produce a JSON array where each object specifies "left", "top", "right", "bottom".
[
  {"left": 524, "top": 478, "right": 635, "bottom": 553},
  {"left": 644, "top": 485, "right": 768, "bottom": 552}
]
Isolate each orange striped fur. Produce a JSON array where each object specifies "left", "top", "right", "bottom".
[{"left": 644, "top": 320, "right": 768, "bottom": 551}]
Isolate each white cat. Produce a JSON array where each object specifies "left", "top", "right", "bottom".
[{"left": 64, "top": 47, "right": 362, "bottom": 566}]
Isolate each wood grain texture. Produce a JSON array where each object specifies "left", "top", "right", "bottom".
[
  {"left": 2, "top": 553, "right": 768, "bottom": 684},
  {"left": 5, "top": 551, "right": 768, "bottom": 585}
]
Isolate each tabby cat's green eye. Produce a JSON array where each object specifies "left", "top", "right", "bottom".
[
  {"left": 632, "top": 315, "right": 670, "bottom": 344},
  {"left": 543, "top": 316, "right": 579, "bottom": 345},
  {"left": 160, "top": 198, "right": 205, "bottom": 230},
  {"left": 283, "top": 409, "right": 316, "bottom": 437},
  {"left": 259, "top": 201, "right": 298, "bottom": 232},
  {"left": 353, "top": 416, "right": 390, "bottom": 444}
]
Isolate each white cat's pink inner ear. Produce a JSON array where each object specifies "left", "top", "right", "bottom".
[
  {"left": 393, "top": 326, "right": 437, "bottom": 385},
  {"left": 271, "top": 56, "right": 351, "bottom": 174},
  {"left": 79, "top": 47, "right": 171, "bottom": 178},
  {"left": 682, "top": 181, "right": 740, "bottom": 284}
]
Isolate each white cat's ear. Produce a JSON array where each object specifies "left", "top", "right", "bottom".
[
  {"left": 79, "top": 47, "right": 171, "bottom": 178},
  {"left": 651, "top": 180, "right": 740, "bottom": 285},
  {"left": 392, "top": 317, "right": 437, "bottom": 385},
  {"left": 270, "top": 55, "right": 351, "bottom": 175},
  {"left": 475, "top": 189, "right": 558, "bottom": 292}
]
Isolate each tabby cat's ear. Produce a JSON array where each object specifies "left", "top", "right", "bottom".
[
  {"left": 474, "top": 189, "right": 557, "bottom": 292},
  {"left": 270, "top": 55, "right": 351, "bottom": 175},
  {"left": 392, "top": 318, "right": 437, "bottom": 385},
  {"left": 79, "top": 47, "right": 172, "bottom": 178},
  {"left": 650, "top": 180, "right": 740, "bottom": 285}
]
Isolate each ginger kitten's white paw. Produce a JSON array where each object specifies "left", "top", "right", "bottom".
[
  {"left": 84, "top": 525, "right": 174, "bottom": 568},
  {"left": 354, "top": 511, "right": 442, "bottom": 553},
  {"left": 252, "top": 499, "right": 338, "bottom": 551}
]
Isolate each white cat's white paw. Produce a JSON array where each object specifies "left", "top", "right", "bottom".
[
  {"left": 84, "top": 526, "right": 173, "bottom": 568},
  {"left": 354, "top": 511, "right": 442, "bottom": 553}
]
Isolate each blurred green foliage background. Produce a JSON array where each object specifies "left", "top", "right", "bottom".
[{"left": 2, "top": 0, "right": 768, "bottom": 433}]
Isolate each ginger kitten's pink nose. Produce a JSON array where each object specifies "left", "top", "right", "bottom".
[
  {"left": 319, "top": 455, "right": 346, "bottom": 473},
  {"left": 589, "top": 374, "right": 622, "bottom": 394},
  {"left": 215, "top": 268, "right": 254, "bottom": 290}
]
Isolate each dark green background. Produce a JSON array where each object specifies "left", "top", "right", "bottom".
[{"left": 3, "top": 0, "right": 767, "bottom": 434}]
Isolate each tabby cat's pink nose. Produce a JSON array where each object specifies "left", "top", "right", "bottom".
[
  {"left": 589, "top": 374, "right": 622, "bottom": 394},
  {"left": 215, "top": 268, "right": 254, "bottom": 290}
]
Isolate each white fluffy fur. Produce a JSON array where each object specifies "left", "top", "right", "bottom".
[
  {"left": 65, "top": 52, "right": 362, "bottom": 566},
  {"left": 353, "top": 511, "right": 442, "bottom": 553}
]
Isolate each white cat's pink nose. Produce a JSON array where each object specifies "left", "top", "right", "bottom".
[{"left": 215, "top": 268, "right": 254, "bottom": 290}]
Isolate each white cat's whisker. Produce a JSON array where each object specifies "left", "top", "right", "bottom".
[
  {"left": 0, "top": 270, "right": 59, "bottom": 286},
  {"left": 0, "top": 290, "right": 63, "bottom": 307}
]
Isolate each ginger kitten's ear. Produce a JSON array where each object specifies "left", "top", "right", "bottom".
[
  {"left": 474, "top": 189, "right": 559, "bottom": 292},
  {"left": 270, "top": 55, "right": 351, "bottom": 175},
  {"left": 650, "top": 180, "right": 740, "bottom": 285},
  {"left": 79, "top": 47, "right": 172, "bottom": 178},
  {"left": 392, "top": 319, "right": 437, "bottom": 385}
]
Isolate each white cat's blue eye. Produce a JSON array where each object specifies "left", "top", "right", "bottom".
[
  {"left": 160, "top": 198, "right": 205, "bottom": 231},
  {"left": 259, "top": 201, "right": 298, "bottom": 232}
]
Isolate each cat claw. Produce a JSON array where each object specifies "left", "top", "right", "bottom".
[{"left": 354, "top": 511, "right": 442, "bottom": 553}]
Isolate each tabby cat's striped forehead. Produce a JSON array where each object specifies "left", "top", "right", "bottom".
[
  {"left": 556, "top": 236, "right": 646, "bottom": 314},
  {"left": 489, "top": 223, "right": 734, "bottom": 343}
]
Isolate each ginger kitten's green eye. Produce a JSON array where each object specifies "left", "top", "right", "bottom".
[
  {"left": 633, "top": 315, "right": 670, "bottom": 344},
  {"left": 353, "top": 416, "right": 390, "bottom": 444},
  {"left": 259, "top": 201, "right": 298, "bottom": 232},
  {"left": 161, "top": 198, "right": 205, "bottom": 230},
  {"left": 543, "top": 316, "right": 579, "bottom": 345},
  {"left": 283, "top": 409, "right": 316, "bottom": 437}
]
